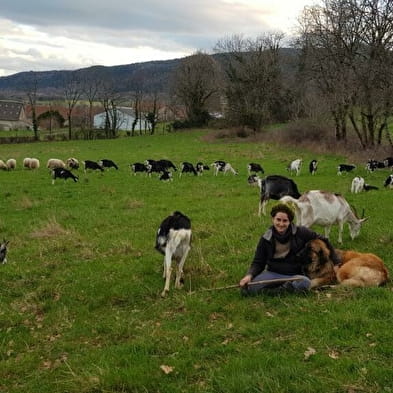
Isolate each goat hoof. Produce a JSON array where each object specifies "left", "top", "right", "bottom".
[{"left": 161, "top": 290, "right": 168, "bottom": 298}]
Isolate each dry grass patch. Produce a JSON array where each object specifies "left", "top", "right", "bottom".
[
  {"left": 30, "top": 217, "right": 71, "bottom": 239},
  {"left": 15, "top": 196, "right": 35, "bottom": 210},
  {"left": 123, "top": 199, "right": 144, "bottom": 209}
]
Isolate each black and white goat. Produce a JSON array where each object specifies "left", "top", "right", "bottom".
[
  {"left": 0, "top": 239, "right": 9, "bottom": 264},
  {"left": 180, "top": 162, "right": 197, "bottom": 176},
  {"left": 384, "top": 174, "right": 393, "bottom": 189},
  {"left": 159, "top": 171, "right": 173, "bottom": 181},
  {"left": 155, "top": 211, "right": 192, "bottom": 297},
  {"left": 211, "top": 160, "right": 238, "bottom": 176},
  {"left": 309, "top": 159, "right": 318, "bottom": 175},
  {"left": 384, "top": 157, "right": 393, "bottom": 169},
  {"left": 99, "top": 159, "right": 119, "bottom": 170},
  {"left": 130, "top": 162, "right": 148, "bottom": 175},
  {"left": 337, "top": 164, "right": 356, "bottom": 175},
  {"left": 51, "top": 168, "right": 79, "bottom": 184},
  {"left": 83, "top": 160, "right": 104, "bottom": 172},
  {"left": 196, "top": 162, "right": 210, "bottom": 175},
  {"left": 366, "top": 159, "right": 385, "bottom": 173},
  {"left": 247, "top": 163, "right": 264, "bottom": 175}
]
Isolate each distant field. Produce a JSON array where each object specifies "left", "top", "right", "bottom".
[{"left": 0, "top": 129, "right": 392, "bottom": 393}]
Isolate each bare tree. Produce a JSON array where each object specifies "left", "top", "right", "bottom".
[
  {"left": 215, "top": 33, "right": 285, "bottom": 132},
  {"left": 63, "top": 74, "right": 83, "bottom": 139},
  {"left": 171, "top": 51, "right": 221, "bottom": 126},
  {"left": 296, "top": 0, "right": 393, "bottom": 148},
  {"left": 145, "top": 91, "right": 159, "bottom": 135},
  {"left": 82, "top": 73, "right": 103, "bottom": 133},
  {"left": 24, "top": 77, "right": 39, "bottom": 141}
]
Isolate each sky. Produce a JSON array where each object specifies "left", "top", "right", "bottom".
[{"left": 0, "top": 0, "right": 316, "bottom": 77}]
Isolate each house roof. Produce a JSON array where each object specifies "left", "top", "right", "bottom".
[{"left": 0, "top": 100, "right": 23, "bottom": 121}]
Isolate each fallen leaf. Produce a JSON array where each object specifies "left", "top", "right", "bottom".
[
  {"left": 160, "top": 365, "right": 174, "bottom": 374},
  {"left": 328, "top": 350, "right": 340, "bottom": 359},
  {"left": 304, "top": 347, "right": 316, "bottom": 360}
]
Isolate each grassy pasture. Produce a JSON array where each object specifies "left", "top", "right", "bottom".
[{"left": 0, "top": 129, "right": 392, "bottom": 393}]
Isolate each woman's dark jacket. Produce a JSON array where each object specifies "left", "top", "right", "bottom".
[{"left": 247, "top": 224, "right": 339, "bottom": 277}]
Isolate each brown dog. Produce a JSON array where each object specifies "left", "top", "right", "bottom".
[{"left": 300, "top": 239, "right": 389, "bottom": 288}]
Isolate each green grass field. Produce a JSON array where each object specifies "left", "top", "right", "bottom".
[{"left": 0, "top": 130, "right": 392, "bottom": 393}]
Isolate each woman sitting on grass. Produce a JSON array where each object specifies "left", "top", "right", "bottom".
[{"left": 239, "top": 203, "right": 339, "bottom": 295}]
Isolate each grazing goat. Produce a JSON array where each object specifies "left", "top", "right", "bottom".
[
  {"left": 155, "top": 211, "right": 192, "bottom": 297},
  {"left": 51, "top": 168, "right": 79, "bottom": 184},
  {"left": 159, "top": 171, "right": 173, "bottom": 181},
  {"left": 23, "top": 158, "right": 40, "bottom": 170},
  {"left": 130, "top": 162, "right": 148, "bottom": 175},
  {"left": 383, "top": 157, "right": 393, "bottom": 169},
  {"left": 337, "top": 164, "right": 356, "bottom": 175},
  {"left": 366, "top": 159, "right": 385, "bottom": 172},
  {"left": 384, "top": 174, "right": 393, "bottom": 189},
  {"left": 309, "top": 159, "right": 318, "bottom": 175},
  {"left": 211, "top": 161, "right": 238, "bottom": 176},
  {"left": 0, "top": 160, "right": 7, "bottom": 170},
  {"left": 180, "top": 162, "right": 197, "bottom": 176},
  {"left": 247, "top": 163, "right": 264, "bottom": 175},
  {"left": 146, "top": 160, "right": 166, "bottom": 176},
  {"left": 158, "top": 159, "right": 177, "bottom": 172},
  {"left": 363, "top": 183, "right": 379, "bottom": 191},
  {"left": 66, "top": 157, "right": 79, "bottom": 170},
  {"left": 83, "top": 160, "right": 104, "bottom": 172},
  {"left": 258, "top": 175, "right": 301, "bottom": 216},
  {"left": 196, "top": 162, "right": 209, "bottom": 175},
  {"left": 6, "top": 158, "right": 16, "bottom": 170},
  {"left": 287, "top": 159, "right": 302, "bottom": 176},
  {"left": 99, "top": 159, "right": 119, "bottom": 170},
  {"left": 23, "top": 157, "right": 31, "bottom": 169},
  {"left": 280, "top": 190, "right": 368, "bottom": 243},
  {"left": 47, "top": 158, "right": 66, "bottom": 170},
  {"left": 299, "top": 239, "right": 389, "bottom": 288},
  {"left": 0, "top": 239, "right": 9, "bottom": 264},
  {"left": 351, "top": 176, "right": 365, "bottom": 193}
]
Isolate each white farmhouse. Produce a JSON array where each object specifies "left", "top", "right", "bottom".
[{"left": 93, "top": 107, "right": 145, "bottom": 131}]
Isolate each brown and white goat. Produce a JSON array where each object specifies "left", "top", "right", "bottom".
[{"left": 281, "top": 190, "right": 367, "bottom": 243}]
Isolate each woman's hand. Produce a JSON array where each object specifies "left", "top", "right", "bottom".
[{"left": 239, "top": 274, "right": 252, "bottom": 287}]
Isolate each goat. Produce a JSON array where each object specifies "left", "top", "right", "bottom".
[
  {"left": 155, "top": 211, "right": 192, "bottom": 297},
  {"left": 195, "top": 162, "right": 210, "bottom": 175},
  {"left": 281, "top": 190, "right": 368, "bottom": 243},
  {"left": 158, "top": 159, "right": 177, "bottom": 172},
  {"left": 363, "top": 183, "right": 379, "bottom": 191},
  {"left": 383, "top": 157, "right": 393, "bottom": 169},
  {"left": 0, "top": 239, "right": 9, "bottom": 264},
  {"left": 23, "top": 157, "right": 40, "bottom": 169},
  {"left": 211, "top": 161, "right": 238, "bottom": 176},
  {"left": 6, "top": 158, "right": 16, "bottom": 170},
  {"left": 130, "top": 162, "right": 148, "bottom": 175},
  {"left": 309, "top": 159, "right": 318, "bottom": 175},
  {"left": 247, "top": 163, "right": 264, "bottom": 175},
  {"left": 51, "top": 168, "right": 79, "bottom": 184},
  {"left": 99, "top": 159, "right": 119, "bottom": 170},
  {"left": 384, "top": 174, "right": 393, "bottom": 189},
  {"left": 47, "top": 158, "right": 66, "bottom": 170},
  {"left": 337, "top": 164, "right": 356, "bottom": 175},
  {"left": 287, "top": 158, "right": 302, "bottom": 176},
  {"left": 351, "top": 176, "right": 365, "bottom": 193},
  {"left": 248, "top": 174, "right": 260, "bottom": 186},
  {"left": 146, "top": 160, "right": 166, "bottom": 177},
  {"left": 366, "top": 159, "right": 385, "bottom": 173},
  {"left": 180, "top": 162, "right": 197, "bottom": 176},
  {"left": 83, "top": 160, "right": 104, "bottom": 172},
  {"left": 66, "top": 157, "right": 79, "bottom": 170},
  {"left": 159, "top": 171, "right": 173, "bottom": 181},
  {"left": 258, "top": 175, "right": 301, "bottom": 216},
  {"left": 0, "top": 160, "right": 7, "bottom": 170},
  {"left": 23, "top": 157, "right": 31, "bottom": 169}
]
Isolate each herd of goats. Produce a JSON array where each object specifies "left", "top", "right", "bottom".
[{"left": 0, "top": 154, "right": 392, "bottom": 296}]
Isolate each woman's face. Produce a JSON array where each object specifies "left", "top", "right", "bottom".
[{"left": 272, "top": 212, "right": 290, "bottom": 234}]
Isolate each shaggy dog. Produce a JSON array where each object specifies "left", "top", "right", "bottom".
[{"left": 299, "top": 239, "right": 389, "bottom": 288}]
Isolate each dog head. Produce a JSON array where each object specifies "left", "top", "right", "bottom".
[{"left": 298, "top": 239, "right": 333, "bottom": 276}]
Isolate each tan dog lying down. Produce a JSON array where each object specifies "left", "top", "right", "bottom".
[{"left": 300, "top": 239, "right": 389, "bottom": 288}]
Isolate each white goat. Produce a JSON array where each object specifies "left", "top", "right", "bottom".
[
  {"left": 280, "top": 190, "right": 368, "bottom": 243},
  {"left": 287, "top": 158, "right": 302, "bottom": 176},
  {"left": 0, "top": 160, "right": 7, "bottom": 170},
  {"left": 24, "top": 158, "right": 40, "bottom": 170},
  {"left": 351, "top": 176, "right": 365, "bottom": 193}
]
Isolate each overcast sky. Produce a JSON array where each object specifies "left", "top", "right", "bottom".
[{"left": 0, "top": 0, "right": 317, "bottom": 77}]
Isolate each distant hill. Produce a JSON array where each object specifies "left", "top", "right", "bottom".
[
  {"left": 0, "top": 58, "right": 182, "bottom": 99},
  {"left": 0, "top": 49, "right": 298, "bottom": 100}
]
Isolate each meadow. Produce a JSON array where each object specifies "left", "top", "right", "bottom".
[{"left": 0, "top": 129, "right": 392, "bottom": 393}]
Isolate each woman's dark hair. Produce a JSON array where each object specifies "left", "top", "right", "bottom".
[{"left": 270, "top": 203, "right": 295, "bottom": 222}]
